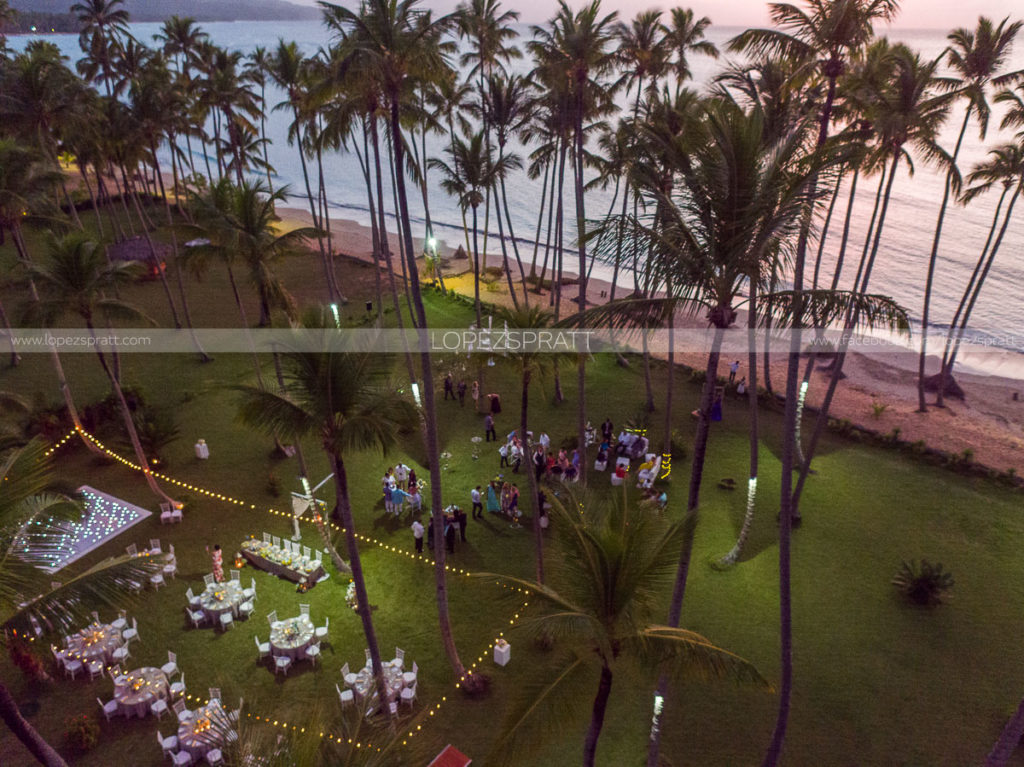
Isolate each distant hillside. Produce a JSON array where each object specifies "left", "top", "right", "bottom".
[{"left": 10, "top": 0, "right": 321, "bottom": 23}]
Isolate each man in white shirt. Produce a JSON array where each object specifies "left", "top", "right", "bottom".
[
  {"left": 471, "top": 485, "right": 483, "bottom": 518},
  {"left": 411, "top": 518, "right": 424, "bottom": 554},
  {"left": 394, "top": 463, "right": 409, "bottom": 489},
  {"left": 539, "top": 432, "right": 550, "bottom": 451}
]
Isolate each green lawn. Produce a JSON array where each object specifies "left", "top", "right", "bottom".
[{"left": 2, "top": 213, "right": 1024, "bottom": 765}]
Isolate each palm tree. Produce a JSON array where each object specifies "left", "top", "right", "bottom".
[
  {"left": 26, "top": 233, "right": 179, "bottom": 505},
  {"left": 246, "top": 46, "right": 277, "bottom": 192},
  {"left": 72, "top": 0, "right": 131, "bottom": 97},
  {"left": 236, "top": 319, "right": 418, "bottom": 718},
  {"left": 430, "top": 130, "right": 506, "bottom": 321},
  {"left": 921, "top": 16, "right": 1024, "bottom": 409},
  {"left": 935, "top": 141, "right": 1024, "bottom": 403},
  {"left": 918, "top": 17, "right": 1024, "bottom": 409},
  {"left": 665, "top": 7, "right": 719, "bottom": 82},
  {"left": 153, "top": 15, "right": 208, "bottom": 177},
  {"left": 0, "top": 437, "right": 167, "bottom": 766},
  {"left": 529, "top": 0, "right": 620, "bottom": 486},
  {"left": 478, "top": 489, "right": 769, "bottom": 767},
  {"left": 319, "top": 0, "right": 475, "bottom": 690}
]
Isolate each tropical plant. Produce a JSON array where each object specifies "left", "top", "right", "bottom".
[
  {"left": 477, "top": 489, "right": 769, "bottom": 767},
  {"left": 235, "top": 313, "right": 419, "bottom": 715},
  {"left": 892, "top": 559, "right": 954, "bottom": 606}
]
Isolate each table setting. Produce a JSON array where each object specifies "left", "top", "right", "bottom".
[
  {"left": 269, "top": 615, "right": 315, "bottom": 659},
  {"left": 353, "top": 663, "right": 405, "bottom": 701},
  {"left": 66, "top": 622, "right": 123, "bottom": 665},
  {"left": 241, "top": 538, "right": 325, "bottom": 585},
  {"left": 197, "top": 581, "right": 244, "bottom": 623},
  {"left": 177, "top": 699, "right": 233, "bottom": 760},
  {"left": 113, "top": 667, "right": 169, "bottom": 719}
]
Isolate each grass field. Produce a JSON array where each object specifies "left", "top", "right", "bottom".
[{"left": 2, "top": 212, "right": 1024, "bottom": 766}]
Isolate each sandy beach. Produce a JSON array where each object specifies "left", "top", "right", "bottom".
[{"left": 275, "top": 204, "right": 1024, "bottom": 475}]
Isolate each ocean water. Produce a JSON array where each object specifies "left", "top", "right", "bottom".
[{"left": 10, "top": 21, "right": 1024, "bottom": 371}]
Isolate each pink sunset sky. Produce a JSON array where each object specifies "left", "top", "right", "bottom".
[{"left": 296, "top": 0, "right": 1020, "bottom": 30}]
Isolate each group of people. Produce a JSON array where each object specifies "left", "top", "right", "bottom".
[
  {"left": 442, "top": 373, "right": 478, "bottom": 407},
  {"left": 382, "top": 464, "right": 423, "bottom": 516},
  {"left": 533, "top": 446, "right": 581, "bottom": 482}
]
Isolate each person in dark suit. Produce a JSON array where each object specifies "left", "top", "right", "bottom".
[
  {"left": 443, "top": 373, "right": 454, "bottom": 400},
  {"left": 457, "top": 380, "right": 467, "bottom": 406},
  {"left": 484, "top": 413, "right": 497, "bottom": 441},
  {"left": 455, "top": 506, "right": 468, "bottom": 542}
]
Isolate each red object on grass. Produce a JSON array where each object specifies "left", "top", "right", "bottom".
[{"left": 428, "top": 744, "right": 472, "bottom": 767}]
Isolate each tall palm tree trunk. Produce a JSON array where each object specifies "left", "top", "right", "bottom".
[
  {"left": 330, "top": 453, "right": 390, "bottom": 714},
  {"left": 291, "top": 107, "right": 336, "bottom": 304},
  {"left": 520, "top": 369, "right": 543, "bottom": 584},
  {"left": 0, "top": 680, "right": 67, "bottom": 767},
  {"left": 918, "top": 107, "right": 972, "bottom": 411},
  {"left": 937, "top": 187, "right": 1015, "bottom": 404},
  {"left": 389, "top": 99, "right": 468, "bottom": 686},
  {"left": 572, "top": 108, "right": 588, "bottom": 485},
  {"left": 583, "top": 663, "right": 614, "bottom": 767},
  {"left": 529, "top": 158, "right": 551, "bottom": 281}
]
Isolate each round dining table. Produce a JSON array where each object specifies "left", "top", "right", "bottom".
[
  {"left": 113, "top": 667, "right": 169, "bottom": 719},
  {"left": 197, "top": 581, "right": 244, "bottom": 624},
  {"left": 353, "top": 663, "right": 405, "bottom": 701},
  {"left": 66, "top": 622, "right": 123, "bottom": 665},
  {"left": 177, "top": 699, "right": 232, "bottom": 760},
  {"left": 269, "top": 615, "right": 315, "bottom": 659}
]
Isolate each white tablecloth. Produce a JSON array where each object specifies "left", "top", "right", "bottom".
[
  {"left": 198, "top": 582, "right": 244, "bottom": 623},
  {"left": 113, "top": 667, "right": 169, "bottom": 719},
  {"left": 269, "top": 615, "right": 315, "bottom": 659},
  {"left": 177, "top": 700, "right": 231, "bottom": 759},
  {"left": 353, "top": 663, "right": 405, "bottom": 700},
  {"left": 66, "top": 622, "right": 123, "bottom": 665}
]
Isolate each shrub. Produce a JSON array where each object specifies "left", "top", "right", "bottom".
[
  {"left": 870, "top": 400, "right": 889, "bottom": 419},
  {"left": 9, "top": 641, "right": 47, "bottom": 683},
  {"left": 669, "top": 429, "right": 689, "bottom": 461},
  {"left": 64, "top": 713, "right": 100, "bottom": 753},
  {"left": 892, "top": 559, "right": 954, "bottom": 606}
]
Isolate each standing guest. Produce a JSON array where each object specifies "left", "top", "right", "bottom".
[
  {"left": 411, "top": 518, "right": 424, "bottom": 553},
  {"left": 736, "top": 377, "right": 747, "bottom": 396},
  {"left": 408, "top": 485, "right": 422, "bottom": 512},
  {"left": 547, "top": 451, "right": 558, "bottom": 478},
  {"left": 407, "top": 468, "right": 418, "bottom": 490},
  {"left": 534, "top": 446, "right": 546, "bottom": 480},
  {"left": 456, "top": 506, "right": 468, "bottom": 542},
  {"left": 499, "top": 442, "right": 509, "bottom": 467},
  {"left": 509, "top": 484, "right": 520, "bottom": 517},
  {"left": 711, "top": 393, "right": 724, "bottom": 422},
  {"left": 484, "top": 413, "right": 497, "bottom": 442},
  {"left": 538, "top": 432, "right": 550, "bottom": 452},
  {"left": 382, "top": 467, "right": 394, "bottom": 492},
  {"left": 601, "top": 418, "right": 613, "bottom": 442},
  {"left": 471, "top": 380, "right": 480, "bottom": 409},
  {"left": 457, "top": 379, "right": 467, "bottom": 406},
  {"left": 585, "top": 421, "right": 596, "bottom": 446},
  {"left": 394, "top": 463, "right": 409, "bottom": 490},
  {"left": 392, "top": 485, "right": 408, "bottom": 515},
  {"left": 383, "top": 483, "right": 394, "bottom": 515},
  {"left": 487, "top": 481, "right": 501, "bottom": 515},
  {"left": 444, "top": 512, "right": 456, "bottom": 554},
  {"left": 471, "top": 485, "right": 483, "bottom": 519},
  {"left": 510, "top": 442, "right": 522, "bottom": 473},
  {"left": 207, "top": 544, "right": 224, "bottom": 582},
  {"left": 488, "top": 393, "right": 502, "bottom": 414},
  {"left": 728, "top": 360, "right": 740, "bottom": 383},
  {"left": 500, "top": 482, "right": 512, "bottom": 515},
  {"left": 657, "top": 490, "right": 668, "bottom": 510},
  {"left": 443, "top": 373, "right": 455, "bottom": 400}
]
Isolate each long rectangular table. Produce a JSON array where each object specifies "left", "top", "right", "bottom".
[{"left": 241, "top": 543, "right": 325, "bottom": 587}]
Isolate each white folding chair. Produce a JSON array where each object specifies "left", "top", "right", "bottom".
[
  {"left": 125, "top": 543, "right": 138, "bottom": 557},
  {"left": 274, "top": 655, "right": 292, "bottom": 676},
  {"left": 97, "top": 696, "right": 119, "bottom": 721},
  {"left": 111, "top": 645, "right": 130, "bottom": 664},
  {"left": 86, "top": 659, "right": 104, "bottom": 681},
  {"left": 298, "top": 603, "right": 310, "bottom": 618},
  {"left": 64, "top": 657, "right": 83, "bottom": 680},
  {"left": 305, "top": 643, "right": 321, "bottom": 666},
  {"left": 271, "top": 536, "right": 281, "bottom": 548},
  {"left": 242, "top": 578, "right": 256, "bottom": 602},
  {"left": 170, "top": 672, "right": 186, "bottom": 699},
  {"left": 230, "top": 569, "right": 241, "bottom": 583},
  {"left": 266, "top": 610, "right": 278, "bottom": 628},
  {"left": 262, "top": 532, "right": 271, "bottom": 543},
  {"left": 123, "top": 617, "right": 139, "bottom": 644},
  {"left": 402, "top": 661, "right": 418, "bottom": 687},
  {"left": 157, "top": 730, "right": 178, "bottom": 758},
  {"left": 186, "top": 608, "right": 205, "bottom": 629},
  {"left": 341, "top": 663, "right": 357, "bottom": 688},
  {"left": 185, "top": 588, "right": 201, "bottom": 609},
  {"left": 150, "top": 697, "right": 169, "bottom": 720},
  {"left": 400, "top": 680, "right": 417, "bottom": 707},
  {"left": 150, "top": 572, "right": 166, "bottom": 590},
  {"left": 302, "top": 545, "right": 311, "bottom": 559},
  {"left": 390, "top": 647, "right": 405, "bottom": 670},
  {"left": 170, "top": 749, "right": 192, "bottom": 766},
  {"left": 149, "top": 538, "right": 162, "bottom": 553},
  {"left": 173, "top": 699, "right": 192, "bottom": 723},
  {"left": 206, "top": 748, "right": 224, "bottom": 766},
  {"left": 208, "top": 687, "right": 221, "bottom": 703},
  {"left": 203, "top": 574, "right": 216, "bottom": 588},
  {"left": 162, "top": 651, "right": 179, "bottom": 678},
  {"left": 170, "top": 504, "right": 182, "bottom": 523},
  {"left": 315, "top": 616, "right": 329, "bottom": 640},
  {"left": 219, "top": 612, "right": 234, "bottom": 632},
  {"left": 254, "top": 636, "right": 270, "bottom": 661},
  {"left": 237, "top": 601, "right": 254, "bottom": 620},
  {"left": 112, "top": 609, "right": 128, "bottom": 631},
  {"left": 164, "top": 546, "right": 177, "bottom": 579},
  {"left": 336, "top": 683, "right": 354, "bottom": 707},
  {"left": 160, "top": 503, "right": 174, "bottom": 524}
]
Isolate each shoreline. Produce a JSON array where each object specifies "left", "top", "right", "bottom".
[{"left": 278, "top": 205, "right": 1024, "bottom": 474}]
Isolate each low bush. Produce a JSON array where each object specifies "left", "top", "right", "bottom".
[
  {"left": 892, "top": 559, "right": 954, "bottom": 607},
  {"left": 64, "top": 713, "right": 100, "bottom": 753}
]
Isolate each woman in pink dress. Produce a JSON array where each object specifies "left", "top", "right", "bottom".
[{"left": 209, "top": 544, "right": 224, "bottom": 582}]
